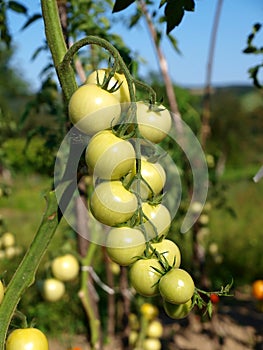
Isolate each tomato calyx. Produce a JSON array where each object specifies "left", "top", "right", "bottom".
[{"left": 93, "top": 68, "right": 123, "bottom": 94}]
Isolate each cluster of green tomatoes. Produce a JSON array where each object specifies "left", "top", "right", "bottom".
[{"left": 68, "top": 68, "right": 195, "bottom": 319}]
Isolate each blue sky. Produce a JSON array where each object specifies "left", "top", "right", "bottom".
[{"left": 8, "top": 0, "right": 263, "bottom": 91}]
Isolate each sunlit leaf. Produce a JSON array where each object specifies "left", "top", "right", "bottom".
[{"left": 112, "top": 0, "right": 135, "bottom": 13}]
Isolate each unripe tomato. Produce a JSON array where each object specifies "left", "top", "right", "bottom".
[
  {"left": 129, "top": 330, "right": 138, "bottom": 346},
  {"left": 143, "top": 337, "right": 162, "bottom": 350},
  {"left": 85, "top": 130, "right": 135, "bottom": 180},
  {"left": 68, "top": 84, "right": 121, "bottom": 135},
  {"left": 140, "top": 303, "right": 159, "bottom": 320},
  {"left": 90, "top": 181, "right": 137, "bottom": 226},
  {"left": 136, "top": 101, "right": 172, "bottom": 143},
  {"left": 6, "top": 328, "right": 49, "bottom": 350},
  {"left": 129, "top": 258, "right": 163, "bottom": 297},
  {"left": 159, "top": 268, "right": 195, "bottom": 304},
  {"left": 142, "top": 202, "right": 171, "bottom": 239},
  {"left": 146, "top": 320, "right": 163, "bottom": 338},
  {"left": 51, "top": 254, "right": 79, "bottom": 282},
  {"left": 163, "top": 299, "right": 192, "bottom": 319},
  {"left": 129, "top": 313, "right": 140, "bottom": 330},
  {"left": 1, "top": 232, "right": 15, "bottom": 248},
  {"left": 85, "top": 68, "right": 132, "bottom": 108},
  {"left": 150, "top": 239, "right": 181, "bottom": 267},
  {"left": 42, "top": 278, "right": 65, "bottom": 302},
  {"left": 125, "top": 158, "right": 166, "bottom": 199},
  {"left": 252, "top": 280, "right": 263, "bottom": 300},
  {"left": 106, "top": 227, "right": 146, "bottom": 266},
  {"left": 0, "top": 280, "right": 4, "bottom": 304}
]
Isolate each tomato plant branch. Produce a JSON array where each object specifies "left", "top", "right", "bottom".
[
  {"left": 0, "top": 191, "right": 59, "bottom": 349},
  {"left": 79, "top": 242, "right": 101, "bottom": 350},
  {"left": 41, "top": 0, "right": 77, "bottom": 103}
]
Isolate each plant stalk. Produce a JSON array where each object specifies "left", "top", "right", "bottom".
[{"left": 0, "top": 191, "right": 59, "bottom": 349}]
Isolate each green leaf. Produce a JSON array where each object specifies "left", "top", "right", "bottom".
[
  {"left": 165, "top": 1, "right": 184, "bottom": 34},
  {"left": 129, "top": 10, "right": 142, "bottom": 28},
  {"left": 7, "top": 1, "right": 27, "bottom": 14},
  {"left": 184, "top": 0, "right": 195, "bottom": 11},
  {"left": 159, "top": 0, "right": 167, "bottom": 8},
  {"left": 167, "top": 33, "right": 181, "bottom": 54},
  {"left": 112, "top": 0, "right": 135, "bottom": 13},
  {"left": 249, "top": 65, "right": 263, "bottom": 89},
  {"left": 21, "top": 13, "right": 42, "bottom": 30}
]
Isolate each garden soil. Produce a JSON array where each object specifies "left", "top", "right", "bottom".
[{"left": 48, "top": 291, "right": 263, "bottom": 350}]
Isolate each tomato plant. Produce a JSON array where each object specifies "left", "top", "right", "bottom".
[
  {"left": 85, "top": 130, "right": 135, "bottom": 180},
  {"left": 68, "top": 84, "right": 121, "bottom": 135},
  {"left": 42, "top": 278, "right": 65, "bottom": 302},
  {"left": 106, "top": 226, "right": 146, "bottom": 266},
  {"left": 51, "top": 254, "right": 79, "bottom": 282},
  {"left": 6, "top": 328, "right": 49, "bottom": 350},
  {"left": 163, "top": 299, "right": 192, "bottom": 319},
  {"left": 129, "top": 258, "right": 163, "bottom": 297},
  {"left": 90, "top": 180, "right": 138, "bottom": 226},
  {"left": 252, "top": 280, "right": 263, "bottom": 300},
  {"left": 150, "top": 239, "right": 181, "bottom": 267},
  {"left": 85, "top": 68, "right": 132, "bottom": 108},
  {"left": 159, "top": 268, "right": 195, "bottom": 304},
  {"left": 136, "top": 101, "right": 172, "bottom": 143}
]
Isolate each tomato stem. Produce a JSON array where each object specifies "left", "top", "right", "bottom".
[{"left": 0, "top": 191, "right": 59, "bottom": 349}]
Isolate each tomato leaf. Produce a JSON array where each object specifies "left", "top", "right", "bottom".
[
  {"left": 165, "top": 0, "right": 184, "bottom": 34},
  {"left": 164, "top": 0, "right": 195, "bottom": 33},
  {"left": 184, "top": 0, "right": 195, "bottom": 11},
  {"left": 167, "top": 33, "right": 181, "bottom": 54},
  {"left": 21, "top": 13, "right": 42, "bottom": 30},
  {"left": 7, "top": 0, "right": 27, "bottom": 14},
  {"left": 112, "top": 0, "right": 136, "bottom": 13}
]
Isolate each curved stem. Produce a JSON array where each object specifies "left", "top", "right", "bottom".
[{"left": 0, "top": 192, "right": 59, "bottom": 349}]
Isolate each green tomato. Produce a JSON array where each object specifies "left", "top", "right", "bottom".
[
  {"left": 1, "top": 232, "right": 15, "bottom": 248},
  {"left": 68, "top": 84, "right": 121, "bottom": 135},
  {"left": 140, "top": 303, "right": 159, "bottom": 320},
  {"left": 106, "top": 227, "right": 146, "bottom": 266},
  {"left": 136, "top": 101, "right": 172, "bottom": 143},
  {"left": 143, "top": 338, "right": 162, "bottom": 350},
  {"left": 42, "top": 278, "right": 65, "bottom": 302},
  {"left": 85, "top": 68, "right": 132, "bottom": 108},
  {"left": 90, "top": 181, "right": 137, "bottom": 226},
  {"left": 146, "top": 320, "right": 163, "bottom": 338},
  {"left": 85, "top": 130, "right": 135, "bottom": 180},
  {"left": 129, "top": 258, "right": 163, "bottom": 297},
  {"left": 0, "top": 280, "right": 4, "bottom": 304},
  {"left": 163, "top": 298, "right": 192, "bottom": 319},
  {"left": 159, "top": 268, "right": 195, "bottom": 304},
  {"left": 125, "top": 158, "right": 166, "bottom": 199},
  {"left": 51, "top": 254, "right": 79, "bottom": 282},
  {"left": 150, "top": 239, "right": 181, "bottom": 267},
  {"left": 6, "top": 328, "right": 49, "bottom": 350},
  {"left": 142, "top": 202, "right": 171, "bottom": 239}
]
